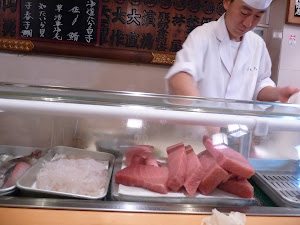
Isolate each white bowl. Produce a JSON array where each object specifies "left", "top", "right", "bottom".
[{"left": 288, "top": 92, "right": 300, "bottom": 104}]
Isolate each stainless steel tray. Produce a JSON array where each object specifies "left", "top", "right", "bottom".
[
  {"left": 16, "top": 146, "right": 115, "bottom": 200},
  {"left": 250, "top": 159, "right": 300, "bottom": 208},
  {"left": 0, "top": 145, "right": 47, "bottom": 195},
  {"left": 111, "top": 156, "right": 254, "bottom": 206}
]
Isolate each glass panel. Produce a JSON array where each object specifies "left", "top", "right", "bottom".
[
  {"left": 1, "top": 82, "right": 300, "bottom": 118},
  {"left": 0, "top": 82, "right": 300, "bottom": 161}
]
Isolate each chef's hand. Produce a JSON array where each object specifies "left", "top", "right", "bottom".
[
  {"left": 278, "top": 86, "right": 300, "bottom": 103},
  {"left": 258, "top": 86, "right": 300, "bottom": 103}
]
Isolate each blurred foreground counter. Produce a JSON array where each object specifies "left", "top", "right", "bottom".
[{"left": 0, "top": 208, "right": 299, "bottom": 225}]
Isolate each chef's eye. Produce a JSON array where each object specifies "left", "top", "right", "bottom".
[{"left": 240, "top": 11, "right": 248, "bottom": 16}]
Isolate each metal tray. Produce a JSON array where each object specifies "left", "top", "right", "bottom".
[
  {"left": 250, "top": 159, "right": 300, "bottom": 208},
  {"left": 0, "top": 145, "right": 47, "bottom": 195},
  {"left": 111, "top": 156, "right": 254, "bottom": 206},
  {"left": 16, "top": 146, "right": 115, "bottom": 200},
  {"left": 96, "top": 136, "right": 135, "bottom": 157}
]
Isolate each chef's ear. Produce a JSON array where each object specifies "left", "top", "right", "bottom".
[{"left": 223, "top": 0, "right": 233, "bottom": 10}]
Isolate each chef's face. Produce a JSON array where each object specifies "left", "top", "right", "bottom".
[{"left": 223, "top": 0, "right": 266, "bottom": 41}]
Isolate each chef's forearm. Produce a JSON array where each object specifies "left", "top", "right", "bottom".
[
  {"left": 257, "top": 86, "right": 280, "bottom": 102},
  {"left": 168, "top": 72, "right": 200, "bottom": 97},
  {"left": 257, "top": 86, "right": 300, "bottom": 103}
]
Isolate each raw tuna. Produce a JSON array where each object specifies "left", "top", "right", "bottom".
[
  {"left": 203, "top": 136, "right": 255, "bottom": 179},
  {"left": 3, "top": 162, "right": 31, "bottom": 188},
  {"left": 115, "top": 164, "right": 169, "bottom": 194},
  {"left": 166, "top": 142, "right": 187, "bottom": 192},
  {"left": 218, "top": 179, "right": 254, "bottom": 198},
  {"left": 197, "top": 150, "right": 228, "bottom": 195},
  {"left": 125, "top": 145, "right": 159, "bottom": 167},
  {"left": 222, "top": 173, "right": 242, "bottom": 183},
  {"left": 183, "top": 145, "right": 205, "bottom": 196}
]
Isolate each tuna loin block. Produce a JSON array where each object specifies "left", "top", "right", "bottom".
[
  {"left": 197, "top": 150, "right": 228, "bottom": 195},
  {"left": 166, "top": 142, "right": 187, "bottom": 192},
  {"left": 184, "top": 145, "right": 205, "bottom": 196},
  {"left": 203, "top": 136, "right": 255, "bottom": 179},
  {"left": 218, "top": 179, "right": 254, "bottom": 198},
  {"left": 115, "top": 164, "right": 169, "bottom": 194},
  {"left": 125, "top": 145, "right": 157, "bottom": 166}
]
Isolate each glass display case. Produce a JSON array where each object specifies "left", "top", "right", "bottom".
[{"left": 0, "top": 82, "right": 300, "bottom": 216}]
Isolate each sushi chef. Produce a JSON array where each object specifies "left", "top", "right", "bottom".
[{"left": 165, "top": 0, "right": 300, "bottom": 102}]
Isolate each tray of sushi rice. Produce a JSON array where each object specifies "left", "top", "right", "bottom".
[
  {"left": 0, "top": 145, "right": 47, "bottom": 196},
  {"left": 16, "top": 146, "right": 115, "bottom": 200}
]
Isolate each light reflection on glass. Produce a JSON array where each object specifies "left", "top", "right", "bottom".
[
  {"left": 128, "top": 92, "right": 147, "bottom": 97},
  {"left": 228, "top": 124, "right": 248, "bottom": 138},
  {"left": 295, "top": 145, "right": 300, "bottom": 171},
  {"left": 127, "top": 119, "right": 143, "bottom": 129},
  {"left": 42, "top": 97, "right": 63, "bottom": 102},
  {"left": 191, "top": 108, "right": 204, "bottom": 113},
  {"left": 295, "top": 145, "right": 300, "bottom": 159},
  {"left": 280, "top": 116, "right": 298, "bottom": 120},
  {"left": 212, "top": 133, "right": 228, "bottom": 149},
  {"left": 123, "top": 105, "right": 146, "bottom": 110},
  {"left": 253, "top": 146, "right": 270, "bottom": 159}
]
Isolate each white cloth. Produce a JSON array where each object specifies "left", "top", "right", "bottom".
[
  {"left": 288, "top": 92, "right": 300, "bottom": 104},
  {"left": 165, "top": 14, "right": 275, "bottom": 101},
  {"left": 201, "top": 209, "right": 246, "bottom": 225},
  {"left": 243, "top": 0, "right": 272, "bottom": 10}
]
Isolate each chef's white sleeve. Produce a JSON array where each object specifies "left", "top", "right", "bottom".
[
  {"left": 253, "top": 44, "right": 276, "bottom": 100},
  {"left": 165, "top": 30, "right": 200, "bottom": 94}
]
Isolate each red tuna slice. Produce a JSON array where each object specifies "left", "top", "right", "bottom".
[
  {"left": 197, "top": 150, "right": 228, "bottom": 195},
  {"left": 218, "top": 179, "right": 254, "bottom": 198},
  {"left": 221, "top": 173, "right": 243, "bottom": 183},
  {"left": 3, "top": 162, "right": 31, "bottom": 188},
  {"left": 125, "top": 145, "right": 154, "bottom": 165},
  {"left": 131, "top": 155, "right": 145, "bottom": 165},
  {"left": 125, "top": 145, "right": 159, "bottom": 167},
  {"left": 222, "top": 172, "right": 247, "bottom": 183},
  {"left": 203, "top": 135, "right": 255, "bottom": 179},
  {"left": 183, "top": 145, "right": 205, "bottom": 196},
  {"left": 115, "top": 164, "right": 169, "bottom": 194},
  {"left": 166, "top": 142, "right": 187, "bottom": 192},
  {"left": 130, "top": 151, "right": 159, "bottom": 167}
]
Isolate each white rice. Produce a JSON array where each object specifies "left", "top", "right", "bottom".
[{"left": 36, "top": 154, "right": 108, "bottom": 197}]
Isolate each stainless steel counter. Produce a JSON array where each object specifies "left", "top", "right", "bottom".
[{"left": 1, "top": 196, "right": 300, "bottom": 217}]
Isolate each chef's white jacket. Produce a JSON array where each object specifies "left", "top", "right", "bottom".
[{"left": 165, "top": 14, "right": 275, "bottom": 101}]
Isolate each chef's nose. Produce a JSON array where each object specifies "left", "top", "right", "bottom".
[{"left": 242, "top": 15, "right": 253, "bottom": 28}]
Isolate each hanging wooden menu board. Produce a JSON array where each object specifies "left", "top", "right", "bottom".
[
  {"left": 0, "top": 0, "right": 225, "bottom": 65},
  {"left": 19, "top": 0, "right": 100, "bottom": 44}
]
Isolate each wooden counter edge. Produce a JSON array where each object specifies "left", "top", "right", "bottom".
[{"left": 0, "top": 207, "right": 299, "bottom": 225}]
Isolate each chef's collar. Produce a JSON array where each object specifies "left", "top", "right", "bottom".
[{"left": 243, "top": 0, "right": 272, "bottom": 10}]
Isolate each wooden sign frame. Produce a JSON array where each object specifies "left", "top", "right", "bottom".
[
  {"left": 286, "top": 0, "right": 300, "bottom": 25},
  {"left": 0, "top": 0, "right": 224, "bottom": 65}
]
